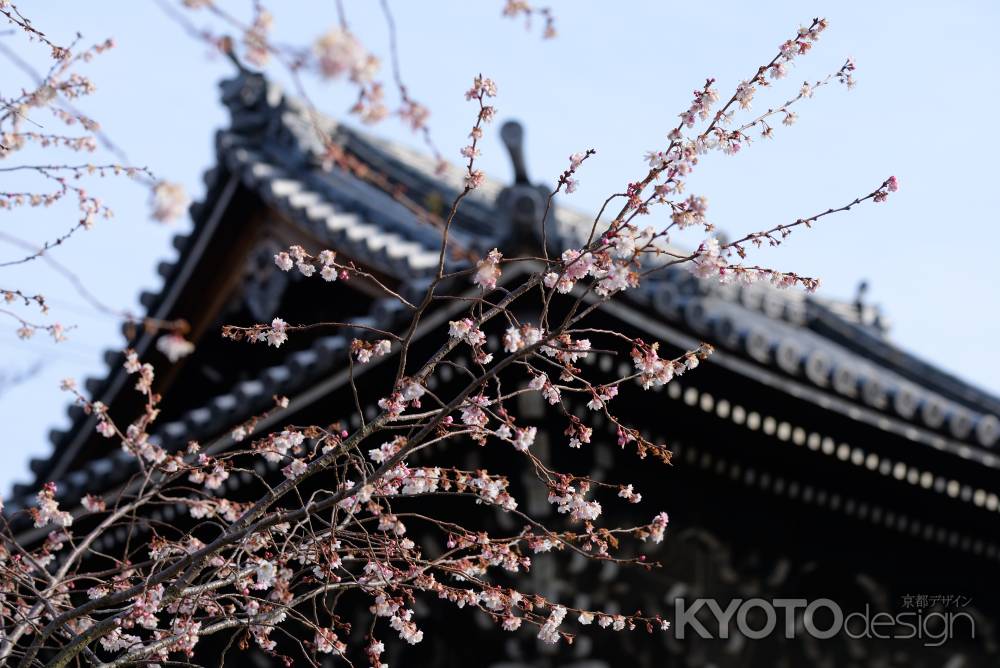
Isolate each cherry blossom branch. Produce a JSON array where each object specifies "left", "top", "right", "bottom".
[{"left": 1, "top": 11, "right": 903, "bottom": 667}]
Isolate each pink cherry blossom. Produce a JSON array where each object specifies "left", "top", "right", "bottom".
[
  {"left": 648, "top": 512, "right": 670, "bottom": 543},
  {"left": 313, "top": 28, "right": 379, "bottom": 83},
  {"left": 274, "top": 251, "right": 293, "bottom": 272},
  {"left": 473, "top": 248, "right": 502, "bottom": 289},
  {"left": 465, "top": 169, "right": 485, "bottom": 190},
  {"left": 262, "top": 317, "right": 288, "bottom": 348},
  {"left": 32, "top": 482, "right": 72, "bottom": 528},
  {"left": 149, "top": 181, "right": 189, "bottom": 222},
  {"left": 512, "top": 426, "right": 536, "bottom": 452},
  {"left": 537, "top": 605, "right": 567, "bottom": 644},
  {"left": 156, "top": 333, "right": 195, "bottom": 362}
]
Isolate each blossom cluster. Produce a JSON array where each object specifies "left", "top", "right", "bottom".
[
  {"left": 274, "top": 245, "right": 345, "bottom": 282},
  {"left": 542, "top": 238, "right": 643, "bottom": 298},
  {"left": 473, "top": 248, "right": 503, "bottom": 290},
  {"left": 501, "top": 1, "right": 557, "bottom": 39},
  {"left": 377, "top": 377, "right": 426, "bottom": 418},
  {"left": 631, "top": 340, "right": 714, "bottom": 390},
  {"left": 221, "top": 317, "right": 290, "bottom": 348},
  {"left": 149, "top": 181, "right": 190, "bottom": 222},
  {"left": 31, "top": 482, "right": 73, "bottom": 528},
  {"left": 352, "top": 338, "right": 392, "bottom": 363},
  {"left": 449, "top": 317, "right": 493, "bottom": 364},
  {"left": 558, "top": 149, "right": 594, "bottom": 194},
  {"left": 156, "top": 332, "right": 195, "bottom": 362},
  {"left": 461, "top": 75, "right": 498, "bottom": 190},
  {"left": 314, "top": 28, "right": 379, "bottom": 84}
]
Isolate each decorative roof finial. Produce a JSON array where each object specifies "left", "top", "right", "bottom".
[
  {"left": 853, "top": 279, "right": 889, "bottom": 333},
  {"left": 500, "top": 121, "right": 530, "bottom": 185},
  {"left": 853, "top": 279, "right": 869, "bottom": 318},
  {"left": 494, "top": 120, "right": 550, "bottom": 254}
]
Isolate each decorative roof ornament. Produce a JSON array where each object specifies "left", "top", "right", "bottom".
[
  {"left": 495, "top": 120, "right": 552, "bottom": 254},
  {"left": 851, "top": 279, "right": 889, "bottom": 334},
  {"left": 500, "top": 120, "right": 530, "bottom": 185}
]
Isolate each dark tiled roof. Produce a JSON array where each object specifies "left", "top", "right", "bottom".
[{"left": 12, "top": 70, "right": 1000, "bottom": 511}]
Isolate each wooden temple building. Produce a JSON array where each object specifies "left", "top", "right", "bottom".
[{"left": 9, "top": 70, "right": 1000, "bottom": 666}]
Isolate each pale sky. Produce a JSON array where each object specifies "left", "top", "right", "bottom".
[{"left": 1, "top": 0, "right": 998, "bottom": 494}]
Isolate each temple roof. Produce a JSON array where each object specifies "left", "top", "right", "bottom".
[{"left": 9, "top": 70, "right": 1000, "bottom": 519}]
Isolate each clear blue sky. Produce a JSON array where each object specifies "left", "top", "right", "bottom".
[{"left": 2, "top": 0, "right": 998, "bottom": 495}]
